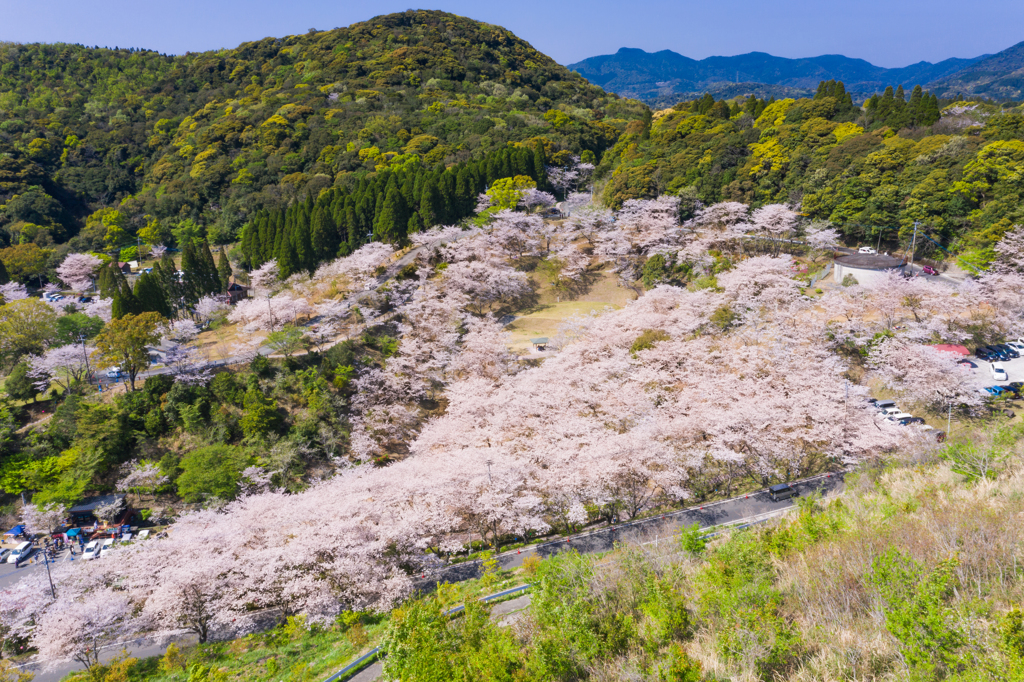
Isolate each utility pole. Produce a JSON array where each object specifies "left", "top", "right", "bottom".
[
  {"left": 908, "top": 221, "right": 920, "bottom": 271},
  {"left": 77, "top": 333, "right": 91, "bottom": 377},
  {"left": 42, "top": 545, "right": 56, "bottom": 598},
  {"left": 947, "top": 400, "right": 953, "bottom": 436}
]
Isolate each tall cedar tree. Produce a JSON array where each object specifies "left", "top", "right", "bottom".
[
  {"left": 217, "top": 248, "right": 233, "bottom": 289},
  {"left": 375, "top": 185, "right": 409, "bottom": 244},
  {"left": 112, "top": 280, "right": 141, "bottom": 319},
  {"left": 133, "top": 273, "right": 172, "bottom": 318}
]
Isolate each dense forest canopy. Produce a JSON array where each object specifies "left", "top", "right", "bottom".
[
  {"left": 599, "top": 80, "right": 1024, "bottom": 263},
  {"left": 0, "top": 10, "right": 644, "bottom": 278}
]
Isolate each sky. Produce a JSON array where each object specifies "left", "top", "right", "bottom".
[{"left": 3, "top": 0, "right": 1023, "bottom": 68}]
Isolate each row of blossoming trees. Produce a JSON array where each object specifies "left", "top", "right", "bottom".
[{"left": 5, "top": 190, "right": 1024, "bottom": 667}]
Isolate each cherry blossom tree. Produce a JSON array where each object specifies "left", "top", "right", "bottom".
[
  {"left": 32, "top": 590, "right": 133, "bottom": 671},
  {"left": 519, "top": 188, "right": 556, "bottom": 213},
  {"left": 867, "top": 337, "right": 982, "bottom": 410},
  {"left": 993, "top": 224, "right": 1024, "bottom": 273},
  {"left": 82, "top": 297, "right": 113, "bottom": 323},
  {"left": 441, "top": 261, "right": 531, "bottom": 315},
  {"left": 116, "top": 460, "right": 168, "bottom": 505},
  {"left": 249, "top": 259, "right": 280, "bottom": 295},
  {"left": 805, "top": 223, "right": 841, "bottom": 262},
  {"left": 0, "top": 283, "right": 29, "bottom": 303},
  {"left": 163, "top": 319, "right": 199, "bottom": 344},
  {"left": 21, "top": 502, "right": 67, "bottom": 536},
  {"left": 27, "top": 344, "right": 92, "bottom": 394},
  {"left": 195, "top": 295, "right": 230, "bottom": 324},
  {"left": 164, "top": 344, "right": 213, "bottom": 386},
  {"left": 55, "top": 253, "right": 102, "bottom": 292},
  {"left": 750, "top": 204, "right": 799, "bottom": 256},
  {"left": 150, "top": 244, "right": 168, "bottom": 259}
]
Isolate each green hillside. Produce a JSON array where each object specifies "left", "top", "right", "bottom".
[
  {"left": 0, "top": 10, "right": 644, "bottom": 272},
  {"left": 598, "top": 83, "right": 1024, "bottom": 260}
]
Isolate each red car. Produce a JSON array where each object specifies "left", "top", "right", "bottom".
[{"left": 921, "top": 266, "right": 938, "bottom": 275}]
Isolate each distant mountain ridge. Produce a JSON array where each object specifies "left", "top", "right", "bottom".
[{"left": 568, "top": 46, "right": 1007, "bottom": 104}]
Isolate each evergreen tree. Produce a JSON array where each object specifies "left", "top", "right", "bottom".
[
  {"left": 112, "top": 280, "right": 141, "bottom": 319},
  {"left": 291, "top": 204, "right": 314, "bottom": 273},
  {"left": 310, "top": 204, "right": 338, "bottom": 264},
  {"left": 374, "top": 186, "right": 409, "bottom": 244},
  {"left": 199, "top": 241, "right": 220, "bottom": 294},
  {"left": 419, "top": 177, "right": 444, "bottom": 229},
  {"left": 133, "top": 273, "right": 171, "bottom": 318},
  {"left": 532, "top": 141, "right": 548, "bottom": 189},
  {"left": 0, "top": 260, "right": 9, "bottom": 285},
  {"left": 217, "top": 248, "right": 233, "bottom": 289}
]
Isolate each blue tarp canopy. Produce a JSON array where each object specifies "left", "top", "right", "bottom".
[
  {"left": 4, "top": 525, "right": 24, "bottom": 536},
  {"left": 66, "top": 528, "right": 81, "bottom": 537}
]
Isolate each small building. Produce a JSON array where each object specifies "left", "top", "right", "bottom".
[
  {"left": 933, "top": 344, "right": 970, "bottom": 357},
  {"left": 69, "top": 494, "right": 129, "bottom": 526},
  {"left": 833, "top": 253, "right": 905, "bottom": 288},
  {"left": 531, "top": 337, "right": 549, "bottom": 351},
  {"left": 115, "top": 262, "right": 132, "bottom": 275},
  {"left": 227, "top": 282, "right": 249, "bottom": 305}
]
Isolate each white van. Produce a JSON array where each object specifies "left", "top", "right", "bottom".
[
  {"left": 81, "top": 540, "right": 101, "bottom": 560},
  {"left": 6, "top": 541, "right": 32, "bottom": 563}
]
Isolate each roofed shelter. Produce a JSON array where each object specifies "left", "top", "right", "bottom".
[{"left": 69, "top": 494, "right": 128, "bottom": 526}]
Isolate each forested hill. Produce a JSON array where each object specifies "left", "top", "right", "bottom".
[
  {"left": 598, "top": 83, "right": 1024, "bottom": 265},
  {"left": 569, "top": 47, "right": 988, "bottom": 104},
  {"left": 0, "top": 10, "right": 644, "bottom": 270}
]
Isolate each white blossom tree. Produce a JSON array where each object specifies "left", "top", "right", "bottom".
[{"left": 55, "top": 253, "right": 102, "bottom": 292}]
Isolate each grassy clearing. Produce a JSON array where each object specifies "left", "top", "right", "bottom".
[{"left": 505, "top": 269, "right": 636, "bottom": 352}]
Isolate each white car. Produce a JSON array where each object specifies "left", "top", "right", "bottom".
[
  {"left": 6, "top": 541, "right": 32, "bottom": 563},
  {"left": 1009, "top": 342, "right": 1024, "bottom": 353},
  {"left": 100, "top": 538, "right": 115, "bottom": 557},
  {"left": 106, "top": 367, "right": 122, "bottom": 379},
  {"left": 886, "top": 412, "right": 914, "bottom": 422},
  {"left": 991, "top": 363, "right": 1009, "bottom": 382},
  {"left": 81, "top": 540, "right": 101, "bottom": 560},
  {"left": 858, "top": 246, "right": 877, "bottom": 254},
  {"left": 880, "top": 406, "right": 903, "bottom": 417}
]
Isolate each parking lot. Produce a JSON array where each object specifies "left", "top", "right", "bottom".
[{"left": 965, "top": 347, "right": 1024, "bottom": 394}]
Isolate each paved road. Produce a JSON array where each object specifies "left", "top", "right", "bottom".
[
  {"left": 418, "top": 471, "right": 845, "bottom": 587},
  {"left": 344, "top": 472, "right": 845, "bottom": 682}
]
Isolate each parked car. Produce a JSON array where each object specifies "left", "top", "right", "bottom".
[
  {"left": 921, "top": 266, "right": 939, "bottom": 275},
  {"left": 106, "top": 367, "right": 121, "bottom": 379},
  {"left": 768, "top": 483, "right": 797, "bottom": 501},
  {"left": 100, "top": 538, "right": 115, "bottom": 557},
  {"left": 886, "top": 412, "right": 914, "bottom": 422},
  {"left": 984, "top": 346, "right": 1009, "bottom": 361},
  {"left": 77, "top": 296, "right": 93, "bottom": 304},
  {"left": 1009, "top": 382, "right": 1024, "bottom": 392},
  {"left": 0, "top": 549, "right": 10, "bottom": 562},
  {"left": 995, "top": 343, "right": 1020, "bottom": 359},
  {"left": 81, "top": 541, "right": 101, "bottom": 560},
  {"left": 958, "top": 359, "right": 977, "bottom": 368},
  {"left": 899, "top": 416, "right": 926, "bottom": 425},
  {"left": 858, "top": 246, "right": 877, "bottom": 254},
  {"left": 880, "top": 406, "right": 903, "bottom": 417},
  {"left": 980, "top": 387, "right": 999, "bottom": 396},
  {"left": 976, "top": 347, "right": 993, "bottom": 360},
  {"left": 990, "top": 386, "right": 1010, "bottom": 395},
  {"left": 6, "top": 541, "right": 32, "bottom": 564},
  {"left": 873, "top": 399, "right": 897, "bottom": 410},
  {"left": 1009, "top": 342, "right": 1024, "bottom": 353},
  {"left": 991, "top": 363, "right": 1009, "bottom": 382}
]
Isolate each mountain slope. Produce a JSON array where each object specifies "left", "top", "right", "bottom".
[
  {"left": 927, "top": 40, "right": 1024, "bottom": 98},
  {"left": 0, "top": 10, "right": 644, "bottom": 262},
  {"left": 569, "top": 47, "right": 988, "bottom": 103}
]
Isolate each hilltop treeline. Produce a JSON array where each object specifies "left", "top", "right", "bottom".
[
  {"left": 240, "top": 144, "right": 545, "bottom": 275},
  {"left": 600, "top": 79, "right": 1024, "bottom": 260},
  {"left": 0, "top": 10, "right": 643, "bottom": 281}
]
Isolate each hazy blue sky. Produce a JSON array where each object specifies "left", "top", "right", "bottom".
[{"left": 3, "top": 0, "right": 1023, "bottom": 67}]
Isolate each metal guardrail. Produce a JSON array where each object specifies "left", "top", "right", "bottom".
[{"left": 323, "top": 584, "right": 532, "bottom": 682}]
